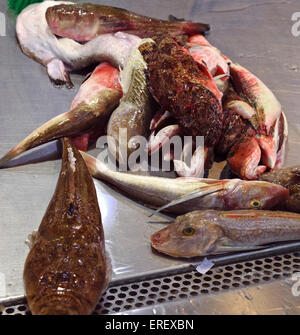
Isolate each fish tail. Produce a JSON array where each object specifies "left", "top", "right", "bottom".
[{"left": 0, "top": 111, "right": 72, "bottom": 167}]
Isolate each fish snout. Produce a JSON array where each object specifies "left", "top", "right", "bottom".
[
  {"left": 31, "top": 293, "right": 85, "bottom": 315},
  {"left": 151, "top": 226, "right": 170, "bottom": 248}
]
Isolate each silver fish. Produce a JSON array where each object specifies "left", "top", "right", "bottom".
[{"left": 80, "top": 152, "right": 289, "bottom": 214}]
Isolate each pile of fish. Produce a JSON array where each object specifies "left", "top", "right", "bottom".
[{"left": 2, "top": 1, "right": 300, "bottom": 314}]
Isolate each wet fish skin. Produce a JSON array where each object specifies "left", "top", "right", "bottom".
[
  {"left": 16, "top": 1, "right": 141, "bottom": 87},
  {"left": 80, "top": 152, "right": 289, "bottom": 214},
  {"left": 46, "top": 3, "right": 210, "bottom": 42},
  {"left": 229, "top": 63, "right": 282, "bottom": 135},
  {"left": 139, "top": 35, "right": 223, "bottom": 150},
  {"left": 259, "top": 166, "right": 300, "bottom": 213},
  {"left": 107, "top": 39, "right": 156, "bottom": 164},
  {"left": 23, "top": 138, "right": 109, "bottom": 315},
  {"left": 0, "top": 62, "right": 121, "bottom": 168},
  {"left": 151, "top": 210, "right": 300, "bottom": 258}
]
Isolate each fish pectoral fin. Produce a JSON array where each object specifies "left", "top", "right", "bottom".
[
  {"left": 47, "top": 59, "right": 74, "bottom": 89},
  {"left": 214, "top": 74, "right": 230, "bottom": 81},
  {"left": 149, "top": 183, "right": 225, "bottom": 217},
  {"left": 214, "top": 237, "right": 266, "bottom": 254},
  {"left": 168, "top": 14, "right": 185, "bottom": 22}
]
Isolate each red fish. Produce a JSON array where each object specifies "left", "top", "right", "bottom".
[{"left": 0, "top": 62, "right": 121, "bottom": 167}]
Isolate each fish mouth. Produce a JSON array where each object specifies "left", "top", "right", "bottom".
[
  {"left": 29, "top": 292, "right": 86, "bottom": 315},
  {"left": 150, "top": 227, "right": 177, "bottom": 256}
]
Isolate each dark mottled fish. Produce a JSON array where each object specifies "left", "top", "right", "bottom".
[
  {"left": 46, "top": 3, "right": 210, "bottom": 42},
  {"left": 23, "top": 138, "right": 109, "bottom": 315},
  {"left": 151, "top": 210, "right": 300, "bottom": 258},
  {"left": 139, "top": 35, "right": 222, "bottom": 151}
]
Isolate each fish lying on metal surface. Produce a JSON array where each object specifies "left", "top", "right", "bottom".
[
  {"left": 139, "top": 35, "right": 223, "bottom": 176},
  {"left": 16, "top": 1, "right": 141, "bottom": 87},
  {"left": 139, "top": 35, "right": 223, "bottom": 145},
  {"left": 23, "top": 138, "right": 110, "bottom": 315},
  {"left": 151, "top": 210, "right": 300, "bottom": 258},
  {"left": 0, "top": 62, "right": 121, "bottom": 168},
  {"left": 107, "top": 38, "right": 156, "bottom": 165},
  {"left": 45, "top": 2, "right": 210, "bottom": 42},
  {"left": 259, "top": 166, "right": 300, "bottom": 213},
  {"left": 80, "top": 151, "right": 289, "bottom": 214}
]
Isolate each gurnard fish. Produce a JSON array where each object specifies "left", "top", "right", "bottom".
[
  {"left": 45, "top": 2, "right": 210, "bottom": 42},
  {"left": 16, "top": 1, "right": 141, "bottom": 87},
  {"left": 107, "top": 39, "right": 156, "bottom": 165},
  {"left": 23, "top": 138, "right": 110, "bottom": 315},
  {"left": 259, "top": 166, "right": 300, "bottom": 213},
  {"left": 0, "top": 62, "right": 121, "bottom": 168},
  {"left": 151, "top": 210, "right": 300, "bottom": 258},
  {"left": 80, "top": 151, "right": 289, "bottom": 214},
  {"left": 139, "top": 36, "right": 223, "bottom": 175}
]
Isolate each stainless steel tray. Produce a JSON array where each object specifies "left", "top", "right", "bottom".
[{"left": 0, "top": 0, "right": 300, "bottom": 312}]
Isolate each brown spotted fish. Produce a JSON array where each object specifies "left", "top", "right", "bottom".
[{"left": 23, "top": 138, "right": 110, "bottom": 315}]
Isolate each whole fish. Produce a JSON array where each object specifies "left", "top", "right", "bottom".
[
  {"left": 151, "top": 210, "right": 300, "bottom": 258},
  {"left": 0, "top": 62, "right": 121, "bottom": 168},
  {"left": 45, "top": 2, "right": 210, "bottom": 42},
  {"left": 259, "top": 166, "right": 300, "bottom": 213},
  {"left": 80, "top": 152, "right": 289, "bottom": 214},
  {"left": 107, "top": 39, "right": 156, "bottom": 165},
  {"left": 23, "top": 138, "right": 110, "bottom": 315},
  {"left": 16, "top": 1, "right": 141, "bottom": 87}
]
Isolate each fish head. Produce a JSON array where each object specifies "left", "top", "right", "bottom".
[
  {"left": 151, "top": 211, "right": 223, "bottom": 258},
  {"left": 46, "top": 4, "right": 99, "bottom": 42},
  {"left": 223, "top": 179, "right": 290, "bottom": 210}
]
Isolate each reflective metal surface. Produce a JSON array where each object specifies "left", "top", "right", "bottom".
[{"left": 0, "top": 0, "right": 300, "bottom": 313}]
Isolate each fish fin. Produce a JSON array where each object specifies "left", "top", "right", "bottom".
[
  {"left": 149, "top": 182, "right": 225, "bottom": 217},
  {"left": 103, "top": 249, "right": 112, "bottom": 291},
  {"left": 168, "top": 15, "right": 185, "bottom": 22},
  {"left": 47, "top": 58, "right": 74, "bottom": 89},
  {"left": 25, "top": 229, "right": 39, "bottom": 250},
  {"left": 214, "top": 74, "right": 230, "bottom": 81},
  {"left": 214, "top": 237, "right": 267, "bottom": 254}
]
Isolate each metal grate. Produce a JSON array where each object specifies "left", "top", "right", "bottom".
[{"left": 1, "top": 251, "right": 300, "bottom": 315}]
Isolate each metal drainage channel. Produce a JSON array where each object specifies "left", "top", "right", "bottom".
[{"left": 1, "top": 251, "right": 300, "bottom": 315}]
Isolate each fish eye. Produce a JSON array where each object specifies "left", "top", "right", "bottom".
[
  {"left": 182, "top": 227, "right": 195, "bottom": 236},
  {"left": 250, "top": 200, "right": 262, "bottom": 208}
]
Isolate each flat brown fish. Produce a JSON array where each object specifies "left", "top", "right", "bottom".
[{"left": 23, "top": 138, "right": 109, "bottom": 315}]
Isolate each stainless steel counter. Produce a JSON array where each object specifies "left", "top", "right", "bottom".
[{"left": 0, "top": 0, "right": 300, "bottom": 314}]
